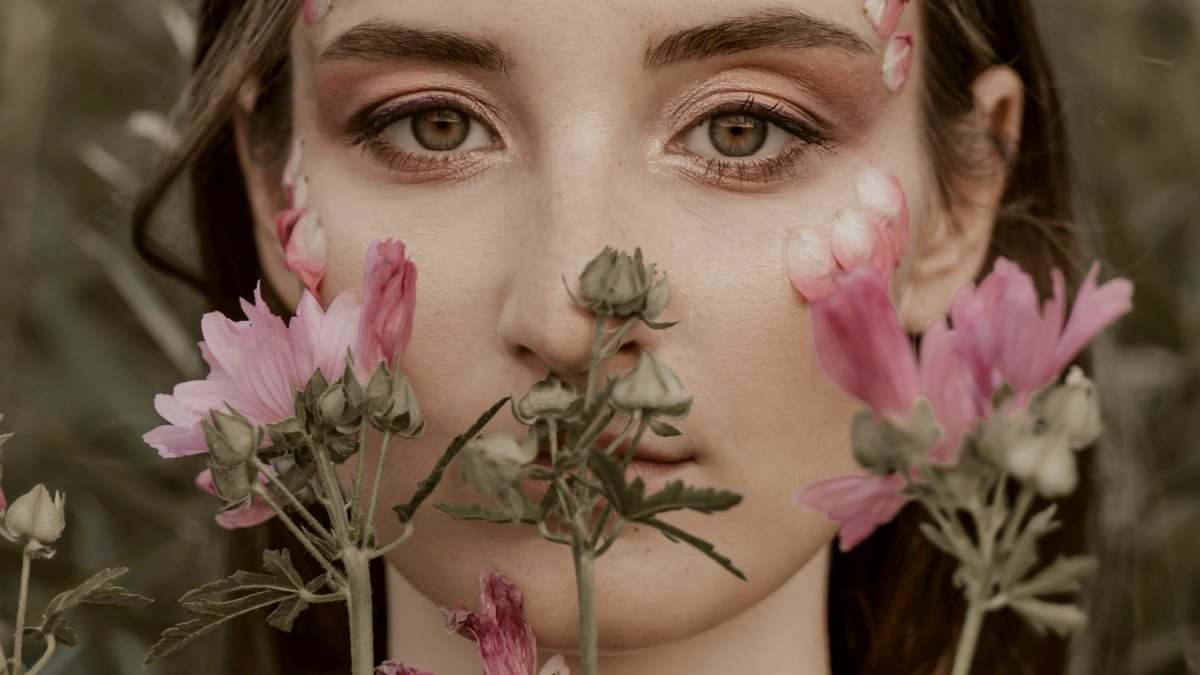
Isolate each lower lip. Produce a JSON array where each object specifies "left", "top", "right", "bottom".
[{"left": 519, "top": 457, "right": 694, "bottom": 505}]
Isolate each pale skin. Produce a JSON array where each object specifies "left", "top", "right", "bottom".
[{"left": 232, "top": 1, "right": 1025, "bottom": 672}]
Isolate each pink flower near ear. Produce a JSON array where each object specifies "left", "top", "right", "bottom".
[
  {"left": 375, "top": 663, "right": 436, "bottom": 675},
  {"left": 302, "top": 0, "right": 332, "bottom": 26},
  {"left": 883, "top": 32, "right": 914, "bottom": 93},
  {"left": 145, "top": 238, "right": 419, "bottom": 460},
  {"left": 355, "top": 240, "right": 418, "bottom": 373},
  {"left": 276, "top": 207, "right": 327, "bottom": 299},
  {"left": 194, "top": 469, "right": 277, "bottom": 529},
  {"left": 444, "top": 571, "right": 538, "bottom": 675},
  {"left": 796, "top": 474, "right": 910, "bottom": 551},
  {"left": 864, "top": 0, "right": 908, "bottom": 37}
]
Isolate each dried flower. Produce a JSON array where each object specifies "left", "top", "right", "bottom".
[
  {"left": 444, "top": 571, "right": 538, "bottom": 675},
  {"left": 3, "top": 484, "right": 66, "bottom": 546}
]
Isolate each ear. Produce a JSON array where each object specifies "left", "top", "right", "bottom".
[
  {"left": 231, "top": 79, "right": 304, "bottom": 309},
  {"left": 896, "top": 65, "right": 1024, "bottom": 332}
]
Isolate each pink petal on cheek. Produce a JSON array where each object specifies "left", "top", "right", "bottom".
[
  {"left": 864, "top": 0, "right": 908, "bottom": 37},
  {"left": 355, "top": 240, "right": 418, "bottom": 374},
  {"left": 883, "top": 32, "right": 915, "bottom": 93},
  {"left": 301, "top": 0, "right": 332, "bottom": 27},
  {"left": 276, "top": 208, "right": 328, "bottom": 299},
  {"left": 282, "top": 137, "right": 305, "bottom": 209},
  {"left": 786, "top": 227, "right": 837, "bottom": 301},
  {"left": 830, "top": 207, "right": 877, "bottom": 270},
  {"left": 856, "top": 168, "right": 910, "bottom": 262}
]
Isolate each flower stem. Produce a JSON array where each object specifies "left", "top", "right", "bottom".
[
  {"left": 363, "top": 431, "right": 394, "bottom": 548},
  {"left": 252, "top": 458, "right": 334, "bottom": 542},
  {"left": 253, "top": 484, "right": 346, "bottom": 586},
  {"left": 23, "top": 635, "right": 54, "bottom": 675},
  {"left": 572, "top": 539, "right": 599, "bottom": 675},
  {"left": 343, "top": 547, "right": 375, "bottom": 675},
  {"left": 585, "top": 312, "right": 609, "bottom": 404},
  {"left": 950, "top": 601, "right": 987, "bottom": 675},
  {"left": 12, "top": 545, "right": 32, "bottom": 675}
]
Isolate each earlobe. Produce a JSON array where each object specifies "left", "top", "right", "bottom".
[
  {"left": 897, "top": 65, "right": 1025, "bottom": 333},
  {"left": 231, "top": 79, "right": 304, "bottom": 310}
]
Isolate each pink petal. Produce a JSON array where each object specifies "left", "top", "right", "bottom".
[
  {"left": 282, "top": 137, "right": 305, "bottom": 209},
  {"left": 786, "top": 227, "right": 837, "bottom": 302},
  {"left": 1051, "top": 262, "right": 1133, "bottom": 371},
  {"left": 918, "top": 319, "right": 982, "bottom": 462},
  {"left": 277, "top": 208, "right": 327, "bottom": 299},
  {"left": 301, "top": 0, "right": 332, "bottom": 27},
  {"left": 194, "top": 469, "right": 277, "bottom": 529},
  {"left": 796, "top": 473, "right": 911, "bottom": 551},
  {"left": 355, "top": 240, "right": 418, "bottom": 375},
  {"left": 882, "top": 32, "right": 914, "bottom": 93},
  {"left": 289, "top": 290, "right": 359, "bottom": 386},
  {"left": 444, "top": 571, "right": 537, "bottom": 675},
  {"left": 376, "top": 663, "right": 436, "bottom": 675},
  {"left": 855, "top": 168, "right": 909, "bottom": 263},
  {"left": 830, "top": 207, "right": 878, "bottom": 271},
  {"left": 810, "top": 267, "right": 920, "bottom": 416},
  {"left": 864, "top": 0, "right": 908, "bottom": 37}
]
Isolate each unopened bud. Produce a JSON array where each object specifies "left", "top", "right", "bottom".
[
  {"left": 610, "top": 351, "right": 692, "bottom": 418},
  {"left": 1040, "top": 367, "right": 1102, "bottom": 449},
  {"left": 850, "top": 397, "right": 941, "bottom": 474},
  {"left": 208, "top": 462, "right": 257, "bottom": 506},
  {"left": 514, "top": 375, "right": 580, "bottom": 425},
  {"left": 4, "top": 484, "right": 66, "bottom": 545},
  {"left": 577, "top": 247, "right": 655, "bottom": 317},
  {"left": 643, "top": 274, "right": 672, "bottom": 320},
  {"left": 318, "top": 385, "right": 349, "bottom": 423},
  {"left": 205, "top": 410, "right": 259, "bottom": 467},
  {"left": 460, "top": 432, "right": 537, "bottom": 497}
]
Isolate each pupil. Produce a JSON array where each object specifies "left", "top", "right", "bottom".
[
  {"left": 709, "top": 114, "right": 767, "bottom": 157},
  {"left": 413, "top": 109, "right": 470, "bottom": 151}
]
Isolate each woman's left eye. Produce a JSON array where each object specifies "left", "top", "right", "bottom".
[
  {"left": 381, "top": 107, "right": 495, "bottom": 153},
  {"left": 682, "top": 113, "right": 794, "bottom": 160}
]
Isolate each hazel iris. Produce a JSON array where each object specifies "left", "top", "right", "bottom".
[
  {"left": 412, "top": 109, "right": 471, "bottom": 151},
  {"left": 708, "top": 114, "right": 768, "bottom": 157}
]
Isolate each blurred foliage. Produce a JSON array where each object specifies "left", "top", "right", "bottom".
[{"left": 0, "top": 0, "right": 1195, "bottom": 674}]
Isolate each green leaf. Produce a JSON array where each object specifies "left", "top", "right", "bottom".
[
  {"left": 145, "top": 589, "right": 296, "bottom": 664},
  {"left": 647, "top": 418, "right": 681, "bottom": 437},
  {"left": 37, "top": 567, "right": 152, "bottom": 645},
  {"left": 1008, "top": 598, "right": 1088, "bottom": 636},
  {"left": 394, "top": 396, "right": 510, "bottom": 523},
  {"left": 1006, "top": 555, "right": 1098, "bottom": 600},
  {"left": 265, "top": 594, "right": 309, "bottom": 633},
  {"left": 434, "top": 502, "right": 538, "bottom": 525},
  {"left": 1000, "top": 504, "right": 1060, "bottom": 589},
  {"left": 262, "top": 549, "right": 305, "bottom": 588},
  {"left": 639, "top": 516, "right": 746, "bottom": 580},
  {"left": 588, "top": 449, "right": 741, "bottom": 519}
]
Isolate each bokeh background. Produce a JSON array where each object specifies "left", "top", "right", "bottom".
[{"left": 0, "top": 1, "right": 1196, "bottom": 673}]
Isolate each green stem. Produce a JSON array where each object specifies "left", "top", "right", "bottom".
[
  {"left": 584, "top": 312, "right": 609, "bottom": 404},
  {"left": 363, "top": 431, "right": 394, "bottom": 548},
  {"left": 23, "top": 635, "right": 53, "bottom": 675},
  {"left": 253, "top": 485, "right": 346, "bottom": 586},
  {"left": 369, "top": 522, "right": 414, "bottom": 559},
  {"left": 350, "top": 422, "right": 371, "bottom": 528},
  {"left": 999, "top": 484, "right": 1035, "bottom": 554},
  {"left": 313, "top": 443, "right": 351, "bottom": 542},
  {"left": 618, "top": 414, "right": 649, "bottom": 471},
  {"left": 598, "top": 317, "right": 639, "bottom": 358},
  {"left": 343, "top": 548, "right": 374, "bottom": 675},
  {"left": 572, "top": 539, "right": 599, "bottom": 675},
  {"left": 251, "top": 458, "right": 334, "bottom": 542},
  {"left": 950, "top": 601, "right": 987, "bottom": 675},
  {"left": 12, "top": 545, "right": 32, "bottom": 675}
]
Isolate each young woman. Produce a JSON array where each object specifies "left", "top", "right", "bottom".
[{"left": 134, "top": 1, "right": 1089, "bottom": 673}]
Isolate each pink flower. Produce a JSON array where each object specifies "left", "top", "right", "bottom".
[
  {"left": 145, "top": 239, "right": 417, "bottom": 459},
  {"left": 194, "top": 469, "right": 277, "bottom": 529},
  {"left": 882, "top": 32, "right": 914, "bottom": 93},
  {"left": 796, "top": 259, "right": 1132, "bottom": 550},
  {"left": 788, "top": 169, "right": 909, "bottom": 301},
  {"left": 444, "top": 571, "right": 538, "bottom": 675},
  {"left": 301, "top": 0, "right": 332, "bottom": 26},
  {"left": 864, "top": 0, "right": 908, "bottom": 37},
  {"left": 375, "top": 663, "right": 435, "bottom": 675},
  {"left": 276, "top": 207, "right": 327, "bottom": 299}
]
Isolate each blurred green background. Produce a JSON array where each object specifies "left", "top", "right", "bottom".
[{"left": 0, "top": 1, "right": 1196, "bottom": 674}]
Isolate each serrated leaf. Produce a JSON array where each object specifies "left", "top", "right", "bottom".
[
  {"left": 263, "top": 549, "right": 305, "bottom": 588},
  {"left": 647, "top": 418, "right": 681, "bottom": 437},
  {"left": 145, "top": 589, "right": 295, "bottom": 665},
  {"left": 639, "top": 516, "right": 746, "bottom": 580},
  {"left": 588, "top": 449, "right": 741, "bottom": 519},
  {"left": 1009, "top": 598, "right": 1087, "bottom": 636},
  {"left": 1006, "top": 555, "right": 1097, "bottom": 600},
  {"left": 42, "top": 567, "right": 132, "bottom": 618},
  {"left": 1001, "top": 504, "right": 1060, "bottom": 588},
  {"left": 38, "top": 567, "right": 151, "bottom": 642},
  {"left": 266, "top": 594, "right": 310, "bottom": 632}
]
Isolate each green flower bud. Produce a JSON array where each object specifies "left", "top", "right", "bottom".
[
  {"left": 577, "top": 247, "right": 655, "bottom": 317},
  {"left": 208, "top": 461, "right": 256, "bottom": 506},
  {"left": 643, "top": 273, "right": 671, "bottom": 321},
  {"left": 850, "top": 397, "right": 941, "bottom": 474},
  {"left": 610, "top": 351, "right": 693, "bottom": 418},
  {"left": 460, "top": 432, "right": 538, "bottom": 497},
  {"left": 1039, "top": 367, "right": 1102, "bottom": 449},
  {"left": 204, "top": 410, "right": 259, "bottom": 468},
  {"left": 4, "top": 484, "right": 66, "bottom": 545},
  {"left": 983, "top": 389, "right": 1080, "bottom": 498},
  {"left": 513, "top": 375, "right": 580, "bottom": 425},
  {"left": 271, "top": 456, "right": 316, "bottom": 504}
]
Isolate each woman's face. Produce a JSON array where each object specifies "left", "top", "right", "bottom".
[{"left": 278, "top": 0, "right": 933, "bottom": 651}]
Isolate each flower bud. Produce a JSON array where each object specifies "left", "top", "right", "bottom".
[
  {"left": 513, "top": 375, "right": 580, "bottom": 425},
  {"left": 850, "top": 397, "right": 941, "bottom": 474},
  {"left": 1039, "top": 367, "right": 1102, "bottom": 449},
  {"left": 208, "top": 462, "right": 257, "bottom": 506},
  {"left": 577, "top": 247, "right": 655, "bottom": 317},
  {"left": 4, "top": 484, "right": 66, "bottom": 545},
  {"left": 460, "top": 432, "right": 538, "bottom": 497},
  {"left": 204, "top": 410, "right": 259, "bottom": 467},
  {"left": 643, "top": 273, "right": 672, "bottom": 321},
  {"left": 610, "top": 351, "right": 693, "bottom": 418}
]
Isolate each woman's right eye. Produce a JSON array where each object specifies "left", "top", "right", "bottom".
[{"left": 381, "top": 107, "right": 495, "bottom": 153}]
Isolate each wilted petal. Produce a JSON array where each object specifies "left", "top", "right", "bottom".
[
  {"left": 301, "top": 0, "right": 332, "bottom": 26},
  {"left": 376, "top": 662, "right": 436, "bottom": 675},
  {"left": 355, "top": 240, "right": 418, "bottom": 375},
  {"left": 796, "top": 473, "right": 911, "bottom": 551},
  {"left": 882, "top": 32, "right": 914, "bottom": 93},
  {"left": 444, "top": 571, "right": 538, "bottom": 675},
  {"left": 810, "top": 267, "right": 920, "bottom": 416},
  {"left": 277, "top": 208, "right": 328, "bottom": 299},
  {"left": 864, "top": 0, "right": 907, "bottom": 37},
  {"left": 786, "top": 226, "right": 837, "bottom": 301},
  {"left": 194, "top": 469, "right": 277, "bottom": 529}
]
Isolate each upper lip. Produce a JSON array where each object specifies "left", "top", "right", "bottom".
[{"left": 538, "top": 427, "right": 693, "bottom": 464}]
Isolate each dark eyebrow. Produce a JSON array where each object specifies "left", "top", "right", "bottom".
[
  {"left": 320, "top": 20, "right": 512, "bottom": 72},
  {"left": 643, "top": 8, "right": 872, "bottom": 69}
]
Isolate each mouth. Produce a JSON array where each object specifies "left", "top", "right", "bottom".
[{"left": 519, "top": 425, "right": 696, "bottom": 503}]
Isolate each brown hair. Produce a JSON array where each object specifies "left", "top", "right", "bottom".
[{"left": 132, "top": 1, "right": 1088, "bottom": 673}]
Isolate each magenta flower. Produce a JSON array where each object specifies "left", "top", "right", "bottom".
[
  {"left": 864, "top": 0, "right": 908, "bottom": 37},
  {"left": 375, "top": 663, "right": 435, "bottom": 675},
  {"left": 145, "top": 239, "right": 417, "bottom": 460},
  {"left": 194, "top": 469, "right": 276, "bottom": 530},
  {"left": 882, "top": 32, "right": 914, "bottom": 94},
  {"left": 797, "top": 259, "right": 1132, "bottom": 550},
  {"left": 444, "top": 571, "right": 539, "bottom": 675}
]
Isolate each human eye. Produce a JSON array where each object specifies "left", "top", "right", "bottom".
[
  {"left": 347, "top": 93, "right": 500, "bottom": 177},
  {"left": 671, "top": 95, "right": 833, "bottom": 185}
]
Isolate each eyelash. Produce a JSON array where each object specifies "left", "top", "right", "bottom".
[{"left": 346, "top": 93, "right": 833, "bottom": 184}]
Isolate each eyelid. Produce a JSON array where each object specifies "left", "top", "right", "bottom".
[
  {"left": 345, "top": 93, "right": 500, "bottom": 149},
  {"left": 677, "top": 95, "right": 831, "bottom": 147}
]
